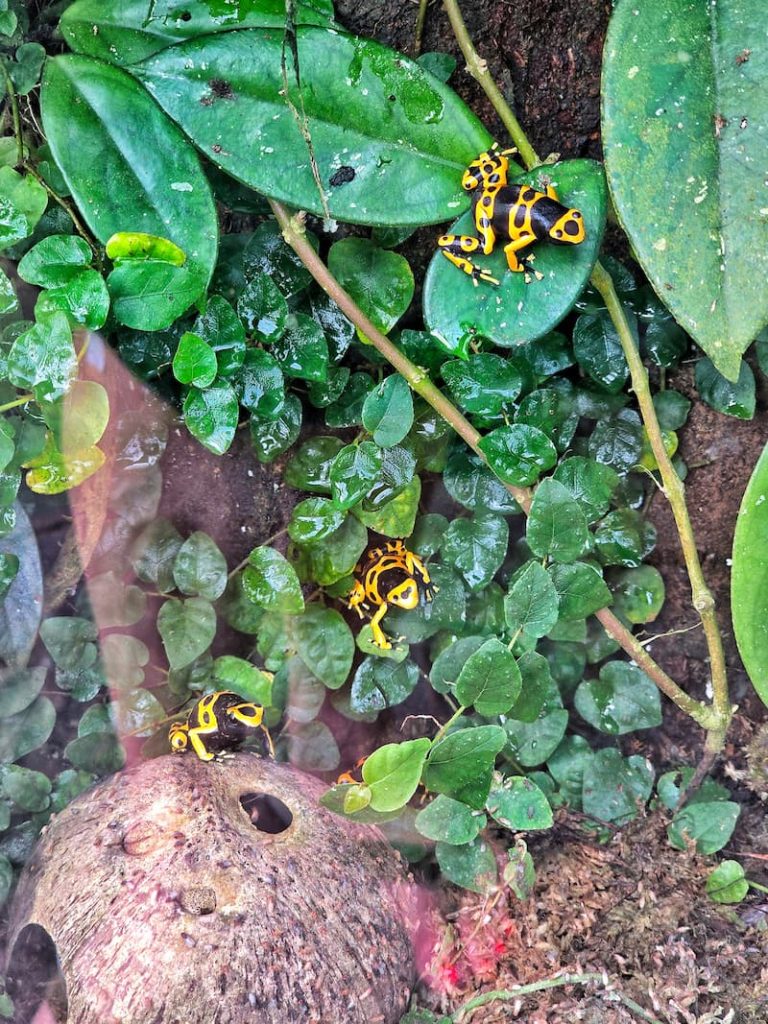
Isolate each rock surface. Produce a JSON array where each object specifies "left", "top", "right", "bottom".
[{"left": 7, "top": 754, "right": 415, "bottom": 1024}]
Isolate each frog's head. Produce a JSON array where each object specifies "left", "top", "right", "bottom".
[
  {"left": 548, "top": 207, "right": 585, "bottom": 245},
  {"left": 461, "top": 146, "right": 516, "bottom": 192},
  {"left": 169, "top": 722, "right": 189, "bottom": 753},
  {"left": 226, "top": 702, "right": 264, "bottom": 729}
]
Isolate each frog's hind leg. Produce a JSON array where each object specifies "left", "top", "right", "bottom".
[
  {"left": 502, "top": 232, "right": 537, "bottom": 273},
  {"left": 437, "top": 234, "right": 499, "bottom": 285}
]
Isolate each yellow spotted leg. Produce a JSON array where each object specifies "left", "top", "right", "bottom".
[
  {"left": 437, "top": 234, "right": 499, "bottom": 285},
  {"left": 368, "top": 602, "right": 393, "bottom": 650}
]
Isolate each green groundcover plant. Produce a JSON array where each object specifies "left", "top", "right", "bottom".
[{"left": 0, "top": 1, "right": 767, "bottom": 1014}]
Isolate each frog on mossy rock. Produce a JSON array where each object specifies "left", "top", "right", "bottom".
[{"left": 169, "top": 690, "right": 274, "bottom": 762}]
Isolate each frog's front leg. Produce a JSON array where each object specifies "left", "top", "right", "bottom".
[
  {"left": 437, "top": 234, "right": 499, "bottom": 286},
  {"left": 368, "top": 601, "right": 392, "bottom": 650},
  {"left": 503, "top": 232, "right": 537, "bottom": 273},
  {"left": 187, "top": 723, "right": 218, "bottom": 762},
  {"left": 259, "top": 723, "right": 275, "bottom": 757}
]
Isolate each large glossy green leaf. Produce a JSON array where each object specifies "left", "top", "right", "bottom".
[
  {"left": 732, "top": 442, "right": 768, "bottom": 705},
  {"left": 61, "top": 0, "right": 333, "bottom": 66},
  {"left": 602, "top": 0, "right": 768, "bottom": 380},
  {"left": 132, "top": 27, "right": 492, "bottom": 226},
  {"left": 41, "top": 55, "right": 217, "bottom": 330},
  {"left": 423, "top": 160, "right": 606, "bottom": 354}
]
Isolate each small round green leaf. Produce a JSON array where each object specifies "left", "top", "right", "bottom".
[
  {"left": 548, "top": 561, "right": 611, "bottom": 621},
  {"left": 435, "top": 836, "right": 497, "bottom": 893},
  {"left": 288, "top": 498, "right": 346, "bottom": 546},
  {"left": 272, "top": 313, "right": 329, "bottom": 383},
  {"left": 173, "top": 531, "right": 228, "bottom": 600},
  {"left": 504, "top": 560, "right": 559, "bottom": 639},
  {"left": 668, "top": 801, "right": 740, "bottom": 856},
  {"left": 705, "top": 860, "right": 749, "bottom": 904},
  {"left": 172, "top": 331, "right": 218, "bottom": 388},
  {"left": 479, "top": 424, "right": 557, "bottom": 487},
  {"left": 157, "top": 596, "right": 216, "bottom": 670},
  {"left": 362, "top": 738, "right": 432, "bottom": 812},
  {"left": 582, "top": 749, "right": 653, "bottom": 826},
  {"left": 526, "top": 478, "right": 589, "bottom": 563},
  {"left": 244, "top": 546, "right": 304, "bottom": 614},
  {"left": 330, "top": 442, "right": 383, "bottom": 510},
  {"left": 182, "top": 381, "right": 239, "bottom": 455},
  {"left": 455, "top": 638, "right": 522, "bottom": 716},
  {"left": 361, "top": 374, "right": 414, "bottom": 447},
  {"left": 296, "top": 605, "right": 354, "bottom": 690},
  {"left": 487, "top": 776, "right": 554, "bottom": 831},
  {"left": 575, "top": 662, "right": 662, "bottom": 735},
  {"left": 440, "top": 513, "right": 508, "bottom": 591},
  {"left": 695, "top": 357, "right": 755, "bottom": 420},
  {"left": 442, "top": 354, "right": 522, "bottom": 416},
  {"left": 250, "top": 394, "right": 302, "bottom": 464},
  {"left": 0, "top": 696, "right": 56, "bottom": 762},
  {"left": 415, "top": 794, "right": 485, "bottom": 845},
  {"left": 424, "top": 724, "right": 506, "bottom": 810},
  {"left": 284, "top": 435, "right": 345, "bottom": 493}
]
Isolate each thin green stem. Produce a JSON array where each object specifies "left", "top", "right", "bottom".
[
  {"left": 414, "top": 0, "right": 429, "bottom": 55},
  {"left": 228, "top": 526, "right": 289, "bottom": 578},
  {"left": 442, "top": 0, "right": 539, "bottom": 169},
  {"left": 433, "top": 704, "right": 466, "bottom": 744},
  {"left": 748, "top": 880, "right": 768, "bottom": 895},
  {"left": 590, "top": 261, "right": 731, "bottom": 735},
  {"left": 452, "top": 972, "right": 664, "bottom": 1024},
  {"left": 22, "top": 161, "right": 101, "bottom": 264},
  {"left": 0, "top": 394, "right": 34, "bottom": 413}
]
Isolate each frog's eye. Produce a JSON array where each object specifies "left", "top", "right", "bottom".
[{"left": 170, "top": 728, "right": 188, "bottom": 751}]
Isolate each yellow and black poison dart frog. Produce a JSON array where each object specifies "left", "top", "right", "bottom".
[
  {"left": 168, "top": 690, "right": 274, "bottom": 762},
  {"left": 437, "top": 147, "right": 586, "bottom": 284},
  {"left": 348, "top": 539, "right": 436, "bottom": 650}
]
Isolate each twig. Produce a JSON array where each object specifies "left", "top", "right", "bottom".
[
  {"left": 452, "top": 971, "right": 665, "bottom": 1024},
  {"left": 414, "top": 0, "right": 429, "bottom": 55},
  {"left": 441, "top": 0, "right": 538, "bottom": 169}
]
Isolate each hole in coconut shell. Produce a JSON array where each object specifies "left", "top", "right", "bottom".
[
  {"left": 7, "top": 923, "right": 68, "bottom": 1023},
  {"left": 239, "top": 792, "right": 293, "bottom": 834}
]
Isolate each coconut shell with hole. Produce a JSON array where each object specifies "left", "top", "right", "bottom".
[{"left": 6, "top": 754, "right": 416, "bottom": 1024}]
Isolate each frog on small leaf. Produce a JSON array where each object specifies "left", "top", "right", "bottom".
[{"left": 348, "top": 539, "right": 436, "bottom": 650}]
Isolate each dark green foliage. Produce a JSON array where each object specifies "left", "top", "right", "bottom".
[{"left": 0, "top": 2, "right": 734, "bottom": 905}]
